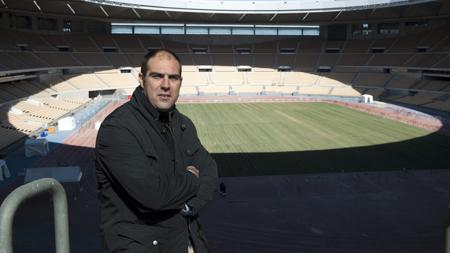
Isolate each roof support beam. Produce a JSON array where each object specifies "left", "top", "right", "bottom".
[
  {"left": 66, "top": 3, "right": 76, "bottom": 15},
  {"left": 0, "top": 0, "right": 7, "bottom": 8},
  {"left": 239, "top": 13, "right": 246, "bottom": 21},
  {"left": 302, "top": 12, "right": 309, "bottom": 21},
  {"left": 33, "top": 0, "right": 42, "bottom": 12},
  {"left": 333, "top": 10, "right": 342, "bottom": 21},
  {"left": 132, "top": 8, "right": 141, "bottom": 18},
  {"left": 269, "top": 13, "right": 278, "bottom": 22},
  {"left": 99, "top": 5, "right": 109, "bottom": 17}
]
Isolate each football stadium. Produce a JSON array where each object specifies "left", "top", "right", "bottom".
[{"left": 0, "top": 0, "right": 450, "bottom": 252}]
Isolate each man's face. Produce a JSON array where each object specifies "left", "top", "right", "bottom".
[{"left": 139, "top": 52, "right": 182, "bottom": 112}]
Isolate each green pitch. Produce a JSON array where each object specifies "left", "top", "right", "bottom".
[{"left": 178, "top": 102, "right": 450, "bottom": 176}]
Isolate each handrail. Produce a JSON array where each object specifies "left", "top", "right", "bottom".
[
  {"left": 0, "top": 178, "right": 70, "bottom": 253},
  {"left": 447, "top": 206, "right": 450, "bottom": 253}
]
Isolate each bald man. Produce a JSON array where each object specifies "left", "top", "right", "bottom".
[{"left": 95, "top": 49, "right": 218, "bottom": 253}]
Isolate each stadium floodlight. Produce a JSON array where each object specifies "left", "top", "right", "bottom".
[
  {"left": 33, "top": 0, "right": 41, "bottom": 12},
  {"left": 66, "top": 3, "right": 76, "bottom": 15}
]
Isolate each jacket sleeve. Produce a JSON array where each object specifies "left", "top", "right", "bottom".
[
  {"left": 95, "top": 120, "right": 200, "bottom": 213},
  {"left": 185, "top": 124, "right": 219, "bottom": 216}
]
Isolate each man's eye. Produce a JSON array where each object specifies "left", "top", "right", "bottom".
[
  {"left": 150, "top": 73, "right": 163, "bottom": 79},
  {"left": 169, "top": 75, "right": 181, "bottom": 81}
]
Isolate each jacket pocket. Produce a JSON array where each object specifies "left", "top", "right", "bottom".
[
  {"left": 143, "top": 145, "right": 158, "bottom": 160},
  {"left": 182, "top": 141, "right": 201, "bottom": 169},
  {"left": 184, "top": 141, "right": 200, "bottom": 157},
  {"left": 116, "top": 223, "right": 167, "bottom": 253}
]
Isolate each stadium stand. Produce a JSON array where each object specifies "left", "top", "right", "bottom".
[
  {"left": 180, "top": 86, "right": 198, "bottom": 96},
  {"left": 182, "top": 72, "right": 209, "bottom": 86},
  {"left": 318, "top": 53, "right": 340, "bottom": 67},
  {"left": 235, "top": 54, "right": 253, "bottom": 66},
  {"left": 424, "top": 98, "right": 450, "bottom": 112},
  {"left": 394, "top": 92, "right": 442, "bottom": 105},
  {"left": 177, "top": 54, "right": 196, "bottom": 72},
  {"left": 0, "top": 12, "right": 448, "bottom": 121},
  {"left": 367, "top": 53, "right": 413, "bottom": 67},
  {"left": 192, "top": 53, "right": 212, "bottom": 66},
  {"left": 231, "top": 85, "right": 263, "bottom": 95},
  {"left": 40, "top": 75, "right": 78, "bottom": 93},
  {"left": 72, "top": 53, "right": 112, "bottom": 67},
  {"left": 254, "top": 41, "right": 277, "bottom": 53},
  {"left": 284, "top": 72, "right": 319, "bottom": 86},
  {"left": 209, "top": 45, "right": 234, "bottom": 53},
  {"left": 113, "top": 35, "right": 145, "bottom": 52},
  {"left": 198, "top": 85, "right": 230, "bottom": 95},
  {"left": 421, "top": 80, "right": 450, "bottom": 92},
  {"left": 64, "top": 73, "right": 109, "bottom": 90},
  {"left": 264, "top": 85, "right": 297, "bottom": 94},
  {"left": 294, "top": 54, "right": 320, "bottom": 71},
  {"left": 253, "top": 54, "right": 277, "bottom": 71},
  {"left": 404, "top": 53, "right": 448, "bottom": 68},
  {"left": 5, "top": 51, "right": 47, "bottom": 69},
  {"left": 298, "top": 85, "right": 332, "bottom": 95},
  {"left": 1, "top": 1, "right": 450, "bottom": 253},
  {"left": 336, "top": 53, "right": 371, "bottom": 66},
  {"left": 353, "top": 73, "right": 393, "bottom": 88},
  {"left": 247, "top": 72, "right": 280, "bottom": 85},
  {"left": 34, "top": 52, "right": 81, "bottom": 67},
  {"left": 434, "top": 55, "right": 450, "bottom": 69},
  {"left": 95, "top": 71, "right": 138, "bottom": 88},
  {"left": 211, "top": 54, "right": 236, "bottom": 71},
  {"left": 329, "top": 86, "right": 361, "bottom": 96},
  {"left": 103, "top": 53, "right": 131, "bottom": 68},
  {"left": 63, "top": 34, "right": 99, "bottom": 52},
  {"left": 0, "top": 96, "right": 91, "bottom": 149},
  {"left": 277, "top": 54, "right": 296, "bottom": 68},
  {"left": 210, "top": 72, "right": 244, "bottom": 85},
  {"left": 342, "top": 40, "right": 373, "bottom": 53},
  {"left": 317, "top": 73, "right": 355, "bottom": 87},
  {"left": 385, "top": 74, "right": 420, "bottom": 89},
  {"left": 298, "top": 38, "right": 324, "bottom": 52}
]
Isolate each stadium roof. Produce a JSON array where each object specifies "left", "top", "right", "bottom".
[
  {"left": 84, "top": 0, "right": 436, "bottom": 14},
  {"left": 0, "top": 0, "right": 449, "bottom": 23}
]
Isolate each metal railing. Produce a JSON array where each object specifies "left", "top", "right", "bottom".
[
  {"left": 447, "top": 206, "right": 450, "bottom": 253},
  {"left": 0, "top": 178, "right": 70, "bottom": 253}
]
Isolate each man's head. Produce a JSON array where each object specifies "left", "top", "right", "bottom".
[{"left": 139, "top": 49, "right": 182, "bottom": 112}]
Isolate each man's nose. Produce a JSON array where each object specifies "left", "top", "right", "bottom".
[{"left": 161, "top": 75, "right": 170, "bottom": 89}]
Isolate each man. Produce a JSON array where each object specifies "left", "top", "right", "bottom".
[{"left": 95, "top": 49, "right": 218, "bottom": 253}]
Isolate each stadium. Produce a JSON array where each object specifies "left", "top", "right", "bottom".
[{"left": 0, "top": 0, "right": 450, "bottom": 252}]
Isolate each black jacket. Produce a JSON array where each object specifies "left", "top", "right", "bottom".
[{"left": 95, "top": 86, "right": 218, "bottom": 253}]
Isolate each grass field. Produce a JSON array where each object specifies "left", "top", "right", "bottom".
[{"left": 178, "top": 102, "right": 450, "bottom": 176}]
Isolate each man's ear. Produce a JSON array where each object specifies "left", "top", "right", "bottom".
[{"left": 138, "top": 72, "right": 144, "bottom": 88}]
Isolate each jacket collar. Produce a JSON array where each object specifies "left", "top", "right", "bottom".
[{"left": 130, "top": 86, "right": 176, "bottom": 122}]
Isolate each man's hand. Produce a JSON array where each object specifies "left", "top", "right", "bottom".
[{"left": 186, "top": 165, "right": 199, "bottom": 178}]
